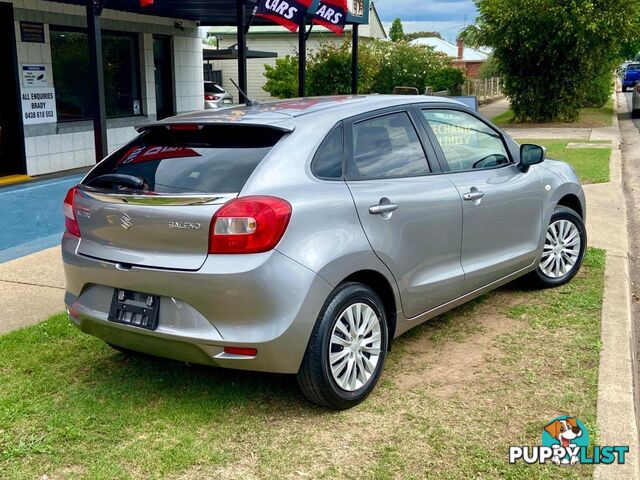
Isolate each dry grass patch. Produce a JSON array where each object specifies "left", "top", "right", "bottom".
[{"left": 0, "top": 250, "right": 605, "bottom": 479}]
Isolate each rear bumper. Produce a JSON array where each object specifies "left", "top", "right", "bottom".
[{"left": 62, "top": 233, "right": 332, "bottom": 373}]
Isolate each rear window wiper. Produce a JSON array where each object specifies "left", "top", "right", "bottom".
[{"left": 86, "top": 174, "right": 149, "bottom": 192}]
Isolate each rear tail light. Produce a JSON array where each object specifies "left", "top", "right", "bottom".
[
  {"left": 204, "top": 94, "right": 221, "bottom": 101},
  {"left": 63, "top": 186, "right": 81, "bottom": 237},
  {"left": 209, "top": 196, "right": 291, "bottom": 254}
]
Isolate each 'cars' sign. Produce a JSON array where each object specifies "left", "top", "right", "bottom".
[
  {"left": 312, "top": 0, "right": 348, "bottom": 35},
  {"left": 256, "top": 0, "right": 314, "bottom": 32}
]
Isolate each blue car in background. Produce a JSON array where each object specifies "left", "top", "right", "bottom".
[{"left": 622, "top": 63, "right": 640, "bottom": 91}]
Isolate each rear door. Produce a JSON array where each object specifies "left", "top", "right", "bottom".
[
  {"left": 418, "top": 107, "right": 543, "bottom": 293},
  {"left": 345, "top": 108, "right": 465, "bottom": 318},
  {"left": 75, "top": 125, "right": 285, "bottom": 270}
]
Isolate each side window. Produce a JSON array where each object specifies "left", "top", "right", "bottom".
[
  {"left": 422, "top": 109, "right": 510, "bottom": 172},
  {"left": 311, "top": 124, "right": 343, "bottom": 179},
  {"left": 351, "top": 112, "right": 430, "bottom": 179}
]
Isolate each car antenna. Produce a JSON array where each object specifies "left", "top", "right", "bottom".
[{"left": 229, "top": 78, "right": 258, "bottom": 107}]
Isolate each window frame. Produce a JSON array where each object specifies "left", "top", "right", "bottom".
[
  {"left": 49, "top": 25, "right": 143, "bottom": 123},
  {"left": 413, "top": 104, "right": 515, "bottom": 174},
  {"left": 310, "top": 122, "right": 345, "bottom": 181},
  {"left": 343, "top": 106, "right": 442, "bottom": 181}
]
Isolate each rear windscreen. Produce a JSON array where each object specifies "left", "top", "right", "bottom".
[
  {"left": 83, "top": 125, "right": 285, "bottom": 194},
  {"left": 205, "top": 83, "right": 225, "bottom": 94}
]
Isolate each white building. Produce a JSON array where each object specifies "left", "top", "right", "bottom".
[
  {"left": 0, "top": 0, "right": 204, "bottom": 181},
  {"left": 206, "top": 3, "right": 386, "bottom": 102}
]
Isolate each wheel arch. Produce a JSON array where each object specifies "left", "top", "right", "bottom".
[
  {"left": 557, "top": 193, "right": 584, "bottom": 219},
  {"left": 339, "top": 270, "right": 398, "bottom": 346}
]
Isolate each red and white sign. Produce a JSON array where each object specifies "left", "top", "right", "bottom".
[
  {"left": 256, "top": 0, "right": 314, "bottom": 32},
  {"left": 312, "top": 0, "right": 348, "bottom": 35}
]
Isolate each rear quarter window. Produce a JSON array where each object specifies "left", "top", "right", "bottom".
[{"left": 83, "top": 125, "right": 285, "bottom": 194}]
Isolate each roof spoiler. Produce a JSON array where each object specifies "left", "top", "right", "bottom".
[{"left": 135, "top": 120, "right": 295, "bottom": 134}]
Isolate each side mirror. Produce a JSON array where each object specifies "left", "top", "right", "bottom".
[{"left": 519, "top": 144, "right": 545, "bottom": 172}]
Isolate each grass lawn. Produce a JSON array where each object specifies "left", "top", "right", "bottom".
[
  {"left": 514, "top": 138, "right": 610, "bottom": 184},
  {"left": 492, "top": 98, "right": 614, "bottom": 128},
  {"left": 0, "top": 249, "right": 605, "bottom": 479}
]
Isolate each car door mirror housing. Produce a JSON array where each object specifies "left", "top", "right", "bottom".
[{"left": 519, "top": 144, "right": 546, "bottom": 172}]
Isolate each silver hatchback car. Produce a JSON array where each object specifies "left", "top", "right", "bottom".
[{"left": 62, "top": 96, "right": 586, "bottom": 409}]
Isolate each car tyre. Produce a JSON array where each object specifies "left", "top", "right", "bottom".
[
  {"left": 527, "top": 206, "right": 586, "bottom": 288},
  {"left": 297, "top": 282, "right": 388, "bottom": 410},
  {"left": 632, "top": 109, "right": 640, "bottom": 119}
]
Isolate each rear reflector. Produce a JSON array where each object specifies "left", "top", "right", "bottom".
[
  {"left": 223, "top": 346, "right": 258, "bottom": 357},
  {"left": 209, "top": 196, "right": 291, "bottom": 254},
  {"left": 63, "top": 186, "right": 81, "bottom": 237}
]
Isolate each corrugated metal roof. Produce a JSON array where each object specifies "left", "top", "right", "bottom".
[{"left": 410, "top": 37, "right": 488, "bottom": 62}]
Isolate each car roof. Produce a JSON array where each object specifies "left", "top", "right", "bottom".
[{"left": 137, "top": 95, "right": 467, "bottom": 133}]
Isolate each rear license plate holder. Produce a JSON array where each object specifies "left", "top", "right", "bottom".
[
  {"left": 223, "top": 99, "right": 233, "bottom": 104},
  {"left": 108, "top": 289, "right": 160, "bottom": 330}
]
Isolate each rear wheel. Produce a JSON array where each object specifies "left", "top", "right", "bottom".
[
  {"left": 632, "top": 109, "right": 640, "bottom": 119},
  {"left": 297, "top": 282, "right": 388, "bottom": 410},
  {"left": 527, "top": 206, "right": 586, "bottom": 288}
]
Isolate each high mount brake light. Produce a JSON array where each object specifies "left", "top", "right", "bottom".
[
  {"left": 209, "top": 196, "right": 292, "bottom": 254},
  {"left": 64, "top": 186, "right": 81, "bottom": 237},
  {"left": 167, "top": 124, "right": 202, "bottom": 131}
]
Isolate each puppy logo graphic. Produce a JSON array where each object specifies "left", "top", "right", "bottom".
[
  {"left": 543, "top": 417, "right": 585, "bottom": 465},
  {"left": 509, "top": 415, "right": 628, "bottom": 466}
]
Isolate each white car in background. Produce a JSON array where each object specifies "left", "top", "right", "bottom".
[{"left": 204, "top": 82, "right": 233, "bottom": 109}]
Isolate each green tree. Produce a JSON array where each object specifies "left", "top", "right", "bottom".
[
  {"left": 404, "top": 31, "right": 443, "bottom": 42},
  {"left": 475, "top": 0, "right": 640, "bottom": 122},
  {"left": 262, "top": 40, "right": 454, "bottom": 98},
  {"left": 263, "top": 55, "right": 298, "bottom": 98},
  {"left": 389, "top": 18, "right": 405, "bottom": 42}
]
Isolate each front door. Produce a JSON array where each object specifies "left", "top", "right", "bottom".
[
  {"left": 345, "top": 109, "right": 465, "bottom": 318},
  {"left": 153, "top": 35, "right": 174, "bottom": 120},
  {"left": 0, "top": 2, "right": 26, "bottom": 176},
  {"left": 420, "top": 108, "right": 543, "bottom": 293}
]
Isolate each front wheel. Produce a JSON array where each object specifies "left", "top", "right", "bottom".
[
  {"left": 528, "top": 206, "right": 586, "bottom": 288},
  {"left": 297, "top": 282, "right": 388, "bottom": 410}
]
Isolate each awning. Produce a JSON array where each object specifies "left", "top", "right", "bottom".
[{"left": 203, "top": 46, "right": 277, "bottom": 61}]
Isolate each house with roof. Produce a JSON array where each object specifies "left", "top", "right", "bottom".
[
  {"left": 206, "top": 2, "right": 387, "bottom": 102},
  {"left": 410, "top": 36, "right": 488, "bottom": 79}
]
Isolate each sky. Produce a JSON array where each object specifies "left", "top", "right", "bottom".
[{"left": 374, "top": 0, "right": 478, "bottom": 42}]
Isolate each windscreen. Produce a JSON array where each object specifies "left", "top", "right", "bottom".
[
  {"left": 83, "top": 125, "right": 285, "bottom": 194},
  {"left": 627, "top": 64, "right": 640, "bottom": 71}
]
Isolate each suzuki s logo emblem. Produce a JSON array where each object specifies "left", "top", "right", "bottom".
[{"left": 120, "top": 213, "right": 133, "bottom": 230}]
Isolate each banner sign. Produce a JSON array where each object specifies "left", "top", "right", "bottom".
[
  {"left": 312, "top": 0, "right": 348, "bottom": 35},
  {"left": 256, "top": 0, "right": 314, "bottom": 32},
  {"left": 21, "top": 87, "right": 57, "bottom": 125}
]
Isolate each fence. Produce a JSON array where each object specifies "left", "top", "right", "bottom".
[{"left": 462, "top": 77, "right": 502, "bottom": 99}]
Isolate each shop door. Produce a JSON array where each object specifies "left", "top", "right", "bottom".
[
  {"left": 0, "top": 2, "right": 26, "bottom": 176},
  {"left": 153, "top": 36, "right": 174, "bottom": 120}
]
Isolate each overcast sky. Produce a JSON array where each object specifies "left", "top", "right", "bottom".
[{"left": 374, "top": 0, "right": 478, "bottom": 42}]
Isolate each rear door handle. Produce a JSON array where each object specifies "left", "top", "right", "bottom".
[
  {"left": 463, "top": 189, "right": 486, "bottom": 201},
  {"left": 369, "top": 203, "right": 399, "bottom": 215}
]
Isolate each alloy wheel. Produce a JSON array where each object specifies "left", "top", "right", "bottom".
[
  {"left": 329, "top": 302, "right": 382, "bottom": 392},
  {"left": 540, "top": 219, "right": 582, "bottom": 279}
]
